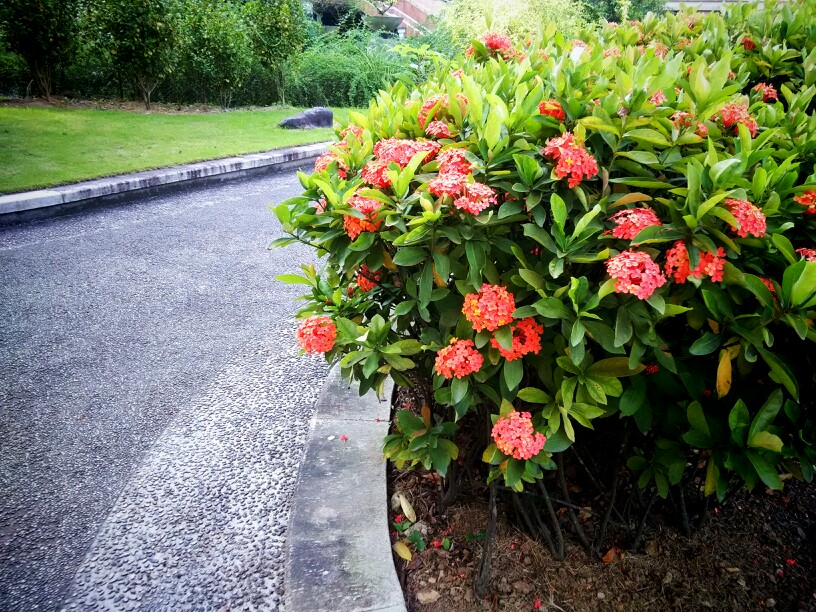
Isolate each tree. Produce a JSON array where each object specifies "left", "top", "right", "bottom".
[
  {"left": 181, "top": 0, "right": 253, "bottom": 108},
  {"left": 241, "top": 0, "right": 305, "bottom": 103},
  {"left": 0, "top": 0, "right": 80, "bottom": 100},
  {"left": 90, "top": 0, "right": 180, "bottom": 109}
]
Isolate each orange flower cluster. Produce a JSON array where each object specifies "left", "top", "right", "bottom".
[
  {"left": 356, "top": 264, "right": 382, "bottom": 292},
  {"left": 434, "top": 339, "right": 484, "bottom": 379},
  {"left": 538, "top": 99, "right": 565, "bottom": 121},
  {"left": 717, "top": 103, "right": 758, "bottom": 137},
  {"left": 793, "top": 190, "right": 816, "bottom": 215},
  {"left": 296, "top": 316, "right": 337, "bottom": 354},
  {"left": 726, "top": 198, "right": 766, "bottom": 238},
  {"left": 492, "top": 411, "right": 547, "bottom": 460},
  {"left": 541, "top": 133, "right": 599, "bottom": 188},
  {"left": 664, "top": 241, "right": 725, "bottom": 283},
  {"left": 609, "top": 207, "right": 662, "bottom": 240},
  {"left": 343, "top": 195, "right": 382, "bottom": 240},
  {"left": 490, "top": 318, "right": 543, "bottom": 361},
  {"left": 462, "top": 284, "right": 516, "bottom": 332},
  {"left": 606, "top": 250, "right": 666, "bottom": 300}
]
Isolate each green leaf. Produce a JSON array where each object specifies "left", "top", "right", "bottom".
[
  {"left": 397, "top": 410, "right": 425, "bottom": 434},
  {"left": 451, "top": 376, "right": 469, "bottom": 404},
  {"left": 619, "top": 381, "right": 646, "bottom": 416},
  {"left": 517, "top": 387, "right": 552, "bottom": 403},
  {"left": 748, "top": 389, "right": 783, "bottom": 440},
  {"left": 503, "top": 359, "right": 523, "bottom": 390},
  {"left": 687, "top": 401, "right": 710, "bottom": 437},
  {"left": 393, "top": 247, "right": 427, "bottom": 266},
  {"left": 505, "top": 457, "right": 525, "bottom": 488},
  {"left": 746, "top": 450, "right": 783, "bottom": 489},
  {"left": 494, "top": 325, "right": 513, "bottom": 350},
  {"left": 551, "top": 193, "right": 567, "bottom": 230},
  {"left": 747, "top": 431, "right": 784, "bottom": 453},
  {"left": 689, "top": 332, "right": 721, "bottom": 355},
  {"left": 275, "top": 273, "right": 312, "bottom": 286},
  {"left": 586, "top": 357, "right": 643, "bottom": 377},
  {"left": 482, "top": 443, "right": 503, "bottom": 464}
]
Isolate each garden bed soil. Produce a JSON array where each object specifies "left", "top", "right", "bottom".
[{"left": 388, "top": 392, "right": 816, "bottom": 611}]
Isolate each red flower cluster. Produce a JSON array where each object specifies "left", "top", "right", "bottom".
[
  {"left": 761, "top": 277, "right": 776, "bottom": 294},
  {"left": 541, "top": 133, "right": 599, "bottom": 188},
  {"left": 609, "top": 207, "right": 662, "bottom": 240},
  {"left": 434, "top": 339, "right": 484, "bottom": 379},
  {"left": 742, "top": 37, "right": 756, "bottom": 50},
  {"left": 462, "top": 284, "right": 516, "bottom": 332},
  {"left": 538, "top": 99, "right": 566, "bottom": 121},
  {"left": 793, "top": 190, "right": 816, "bottom": 215},
  {"left": 671, "top": 111, "right": 693, "bottom": 128},
  {"left": 796, "top": 247, "right": 816, "bottom": 262},
  {"left": 603, "top": 47, "right": 621, "bottom": 58},
  {"left": 360, "top": 160, "right": 390, "bottom": 188},
  {"left": 314, "top": 151, "right": 349, "bottom": 179},
  {"left": 717, "top": 103, "right": 759, "bottom": 137},
  {"left": 296, "top": 316, "right": 337, "bottom": 353},
  {"left": 492, "top": 411, "right": 546, "bottom": 460},
  {"left": 339, "top": 125, "right": 365, "bottom": 143},
  {"left": 649, "top": 90, "right": 667, "bottom": 105},
  {"left": 490, "top": 318, "right": 543, "bottom": 361},
  {"left": 753, "top": 82, "right": 778, "bottom": 102},
  {"left": 356, "top": 264, "right": 382, "bottom": 292},
  {"left": 374, "top": 138, "right": 441, "bottom": 167},
  {"left": 726, "top": 198, "right": 766, "bottom": 238},
  {"left": 426, "top": 120, "right": 454, "bottom": 138},
  {"left": 649, "top": 41, "right": 668, "bottom": 58},
  {"left": 664, "top": 241, "right": 725, "bottom": 283},
  {"left": 605, "top": 250, "right": 666, "bottom": 300},
  {"left": 343, "top": 195, "right": 382, "bottom": 240}
]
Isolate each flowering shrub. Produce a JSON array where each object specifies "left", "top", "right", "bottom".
[{"left": 275, "top": 0, "right": 816, "bottom": 506}]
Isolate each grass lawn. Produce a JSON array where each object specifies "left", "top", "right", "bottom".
[{"left": 0, "top": 106, "right": 350, "bottom": 194}]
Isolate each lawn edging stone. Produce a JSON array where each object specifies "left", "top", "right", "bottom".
[
  {"left": 0, "top": 142, "right": 329, "bottom": 218},
  {"left": 285, "top": 364, "right": 406, "bottom": 612}
]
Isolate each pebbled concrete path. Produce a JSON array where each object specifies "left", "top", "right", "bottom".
[{"left": 0, "top": 170, "right": 328, "bottom": 610}]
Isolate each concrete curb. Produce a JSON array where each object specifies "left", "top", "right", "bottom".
[
  {"left": 0, "top": 141, "right": 329, "bottom": 217},
  {"left": 285, "top": 365, "right": 406, "bottom": 612}
]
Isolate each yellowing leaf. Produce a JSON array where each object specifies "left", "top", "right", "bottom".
[
  {"left": 382, "top": 250, "right": 398, "bottom": 272},
  {"left": 704, "top": 458, "right": 718, "bottom": 497},
  {"left": 708, "top": 319, "right": 720, "bottom": 334},
  {"left": 716, "top": 350, "right": 732, "bottom": 398},
  {"left": 399, "top": 493, "right": 416, "bottom": 523},
  {"left": 432, "top": 265, "right": 446, "bottom": 288},
  {"left": 393, "top": 540, "right": 412, "bottom": 561},
  {"left": 421, "top": 404, "right": 431, "bottom": 428}
]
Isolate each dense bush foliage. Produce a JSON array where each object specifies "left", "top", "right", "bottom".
[
  {"left": 282, "top": 30, "right": 412, "bottom": 108},
  {"left": 0, "top": 0, "right": 80, "bottom": 99},
  {"left": 437, "top": 0, "right": 584, "bottom": 47},
  {"left": 278, "top": 0, "right": 816, "bottom": 515}
]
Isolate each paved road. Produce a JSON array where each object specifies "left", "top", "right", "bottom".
[{"left": 0, "top": 171, "right": 329, "bottom": 610}]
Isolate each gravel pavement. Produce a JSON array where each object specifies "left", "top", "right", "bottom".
[{"left": 0, "top": 171, "right": 329, "bottom": 610}]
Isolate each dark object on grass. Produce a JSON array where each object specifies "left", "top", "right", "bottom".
[{"left": 279, "top": 107, "right": 333, "bottom": 129}]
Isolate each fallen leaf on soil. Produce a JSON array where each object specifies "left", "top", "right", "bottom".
[
  {"left": 602, "top": 547, "right": 622, "bottom": 564},
  {"left": 416, "top": 589, "right": 441, "bottom": 604},
  {"left": 399, "top": 493, "right": 417, "bottom": 523},
  {"left": 645, "top": 540, "right": 660, "bottom": 557},
  {"left": 393, "top": 541, "right": 412, "bottom": 561}
]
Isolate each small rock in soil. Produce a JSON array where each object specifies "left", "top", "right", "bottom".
[
  {"left": 598, "top": 592, "right": 606, "bottom": 599},
  {"left": 766, "top": 598, "right": 776, "bottom": 608},
  {"left": 645, "top": 539, "right": 660, "bottom": 557},
  {"left": 513, "top": 580, "right": 533, "bottom": 594},
  {"left": 406, "top": 521, "right": 428, "bottom": 537},
  {"left": 416, "top": 589, "right": 441, "bottom": 605}
]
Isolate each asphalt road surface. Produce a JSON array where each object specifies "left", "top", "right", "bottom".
[{"left": 0, "top": 170, "right": 329, "bottom": 610}]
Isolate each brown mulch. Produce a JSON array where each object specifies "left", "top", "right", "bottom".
[{"left": 388, "top": 394, "right": 816, "bottom": 611}]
